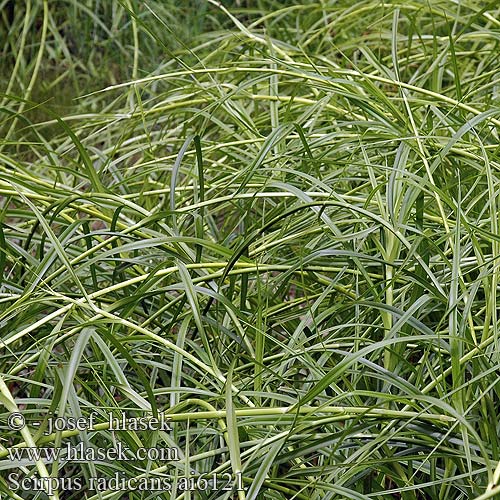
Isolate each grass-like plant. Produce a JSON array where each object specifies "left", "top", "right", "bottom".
[{"left": 1, "top": 0, "right": 500, "bottom": 498}]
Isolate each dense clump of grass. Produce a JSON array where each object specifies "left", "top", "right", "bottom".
[{"left": 1, "top": 1, "right": 500, "bottom": 498}]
